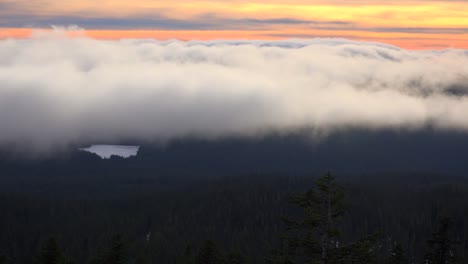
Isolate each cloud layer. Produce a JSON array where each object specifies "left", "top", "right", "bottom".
[{"left": 1, "top": 31, "right": 468, "bottom": 153}]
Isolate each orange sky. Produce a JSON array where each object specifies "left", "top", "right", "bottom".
[{"left": 1, "top": 0, "right": 468, "bottom": 49}]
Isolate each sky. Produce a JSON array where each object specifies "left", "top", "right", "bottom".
[{"left": 1, "top": 0, "right": 468, "bottom": 49}]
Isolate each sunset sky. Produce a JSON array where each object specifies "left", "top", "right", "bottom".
[{"left": 1, "top": 0, "right": 468, "bottom": 49}]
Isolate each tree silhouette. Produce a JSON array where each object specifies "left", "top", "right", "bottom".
[
  {"left": 177, "top": 244, "right": 193, "bottom": 264},
  {"left": 276, "top": 173, "right": 383, "bottom": 264},
  {"left": 195, "top": 240, "right": 223, "bottom": 264},
  {"left": 334, "top": 234, "right": 380, "bottom": 264},
  {"left": 225, "top": 251, "right": 246, "bottom": 264},
  {"left": 90, "top": 235, "right": 126, "bottom": 264},
  {"left": 280, "top": 173, "right": 347, "bottom": 264},
  {"left": 387, "top": 243, "right": 407, "bottom": 264},
  {"left": 0, "top": 255, "right": 13, "bottom": 264},
  {"left": 424, "top": 218, "right": 461, "bottom": 264},
  {"left": 35, "top": 237, "right": 69, "bottom": 264},
  {"left": 105, "top": 235, "right": 126, "bottom": 264}
]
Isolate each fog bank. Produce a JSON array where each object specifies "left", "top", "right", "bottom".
[{"left": 1, "top": 30, "right": 468, "bottom": 153}]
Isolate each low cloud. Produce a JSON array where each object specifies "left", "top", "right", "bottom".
[{"left": 1, "top": 30, "right": 468, "bottom": 153}]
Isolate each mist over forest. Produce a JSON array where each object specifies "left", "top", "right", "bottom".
[{"left": 2, "top": 34, "right": 468, "bottom": 154}]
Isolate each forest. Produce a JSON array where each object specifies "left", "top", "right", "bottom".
[{"left": 1, "top": 132, "right": 468, "bottom": 264}]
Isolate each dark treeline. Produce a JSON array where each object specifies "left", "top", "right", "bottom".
[
  {"left": 1, "top": 132, "right": 468, "bottom": 263},
  {"left": 0, "top": 169, "right": 467, "bottom": 263}
]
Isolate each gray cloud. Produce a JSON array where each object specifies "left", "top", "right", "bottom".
[
  {"left": 0, "top": 13, "right": 351, "bottom": 31},
  {"left": 1, "top": 30, "right": 468, "bottom": 153},
  {"left": 3, "top": 13, "right": 465, "bottom": 35}
]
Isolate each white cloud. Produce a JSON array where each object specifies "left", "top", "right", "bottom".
[{"left": 1, "top": 31, "right": 468, "bottom": 153}]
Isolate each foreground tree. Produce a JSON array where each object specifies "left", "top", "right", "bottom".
[
  {"left": 335, "top": 234, "right": 380, "bottom": 264},
  {"left": 103, "top": 235, "right": 126, "bottom": 264},
  {"left": 424, "top": 218, "right": 461, "bottom": 264},
  {"left": 387, "top": 243, "right": 407, "bottom": 264},
  {"left": 195, "top": 240, "right": 223, "bottom": 264},
  {"left": 89, "top": 235, "right": 126, "bottom": 264},
  {"left": 225, "top": 251, "right": 246, "bottom": 264},
  {"left": 177, "top": 245, "right": 193, "bottom": 264},
  {"left": 278, "top": 173, "right": 346, "bottom": 263},
  {"left": 275, "top": 173, "right": 380, "bottom": 264},
  {"left": 35, "top": 238, "right": 71, "bottom": 264},
  {"left": 0, "top": 255, "right": 13, "bottom": 264}
]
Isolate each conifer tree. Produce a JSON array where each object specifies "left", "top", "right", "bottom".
[
  {"left": 387, "top": 243, "right": 407, "bottom": 264},
  {"left": 35, "top": 237, "right": 68, "bottom": 264},
  {"left": 177, "top": 244, "right": 193, "bottom": 264},
  {"left": 225, "top": 251, "right": 245, "bottom": 264},
  {"left": 281, "top": 173, "right": 346, "bottom": 264},
  {"left": 134, "top": 253, "right": 149, "bottom": 264},
  {"left": 278, "top": 173, "right": 380, "bottom": 264},
  {"left": 88, "top": 247, "right": 106, "bottom": 264},
  {"left": 0, "top": 255, "right": 12, "bottom": 264},
  {"left": 335, "top": 234, "right": 380, "bottom": 264},
  {"left": 424, "top": 218, "right": 461, "bottom": 264},
  {"left": 195, "top": 240, "right": 223, "bottom": 264},
  {"left": 105, "top": 235, "right": 126, "bottom": 264},
  {"left": 90, "top": 235, "right": 127, "bottom": 264}
]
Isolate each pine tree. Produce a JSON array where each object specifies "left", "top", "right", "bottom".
[
  {"left": 424, "top": 218, "right": 461, "bottom": 264},
  {"left": 336, "top": 234, "right": 380, "bottom": 264},
  {"left": 35, "top": 237, "right": 67, "bottom": 264},
  {"left": 134, "top": 254, "right": 148, "bottom": 264},
  {"left": 225, "top": 251, "right": 245, "bottom": 264},
  {"left": 0, "top": 255, "right": 12, "bottom": 264},
  {"left": 104, "top": 235, "right": 126, "bottom": 264},
  {"left": 88, "top": 247, "right": 106, "bottom": 264},
  {"left": 278, "top": 173, "right": 381, "bottom": 264},
  {"left": 195, "top": 240, "right": 223, "bottom": 264},
  {"left": 267, "top": 246, "right": 295, "bottom": 264},
  {"left": 177, "top": 244, "right": 193, "bottom": 264},
  {"left": 90, "top": 235, "right": 126, "bottom": 264},
  {"left": 184, "top": 245, "right": 193, "bottom": 263},
  {"left": 387, "top": 243, "right": 407, "bottom": 264},
  {"left": 281, "top": 173, "right": 347, "bottom": 264}
]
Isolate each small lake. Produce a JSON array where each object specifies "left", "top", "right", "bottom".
[{"left": 79, "top": 145, "right": 140, "bottom": 159}]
